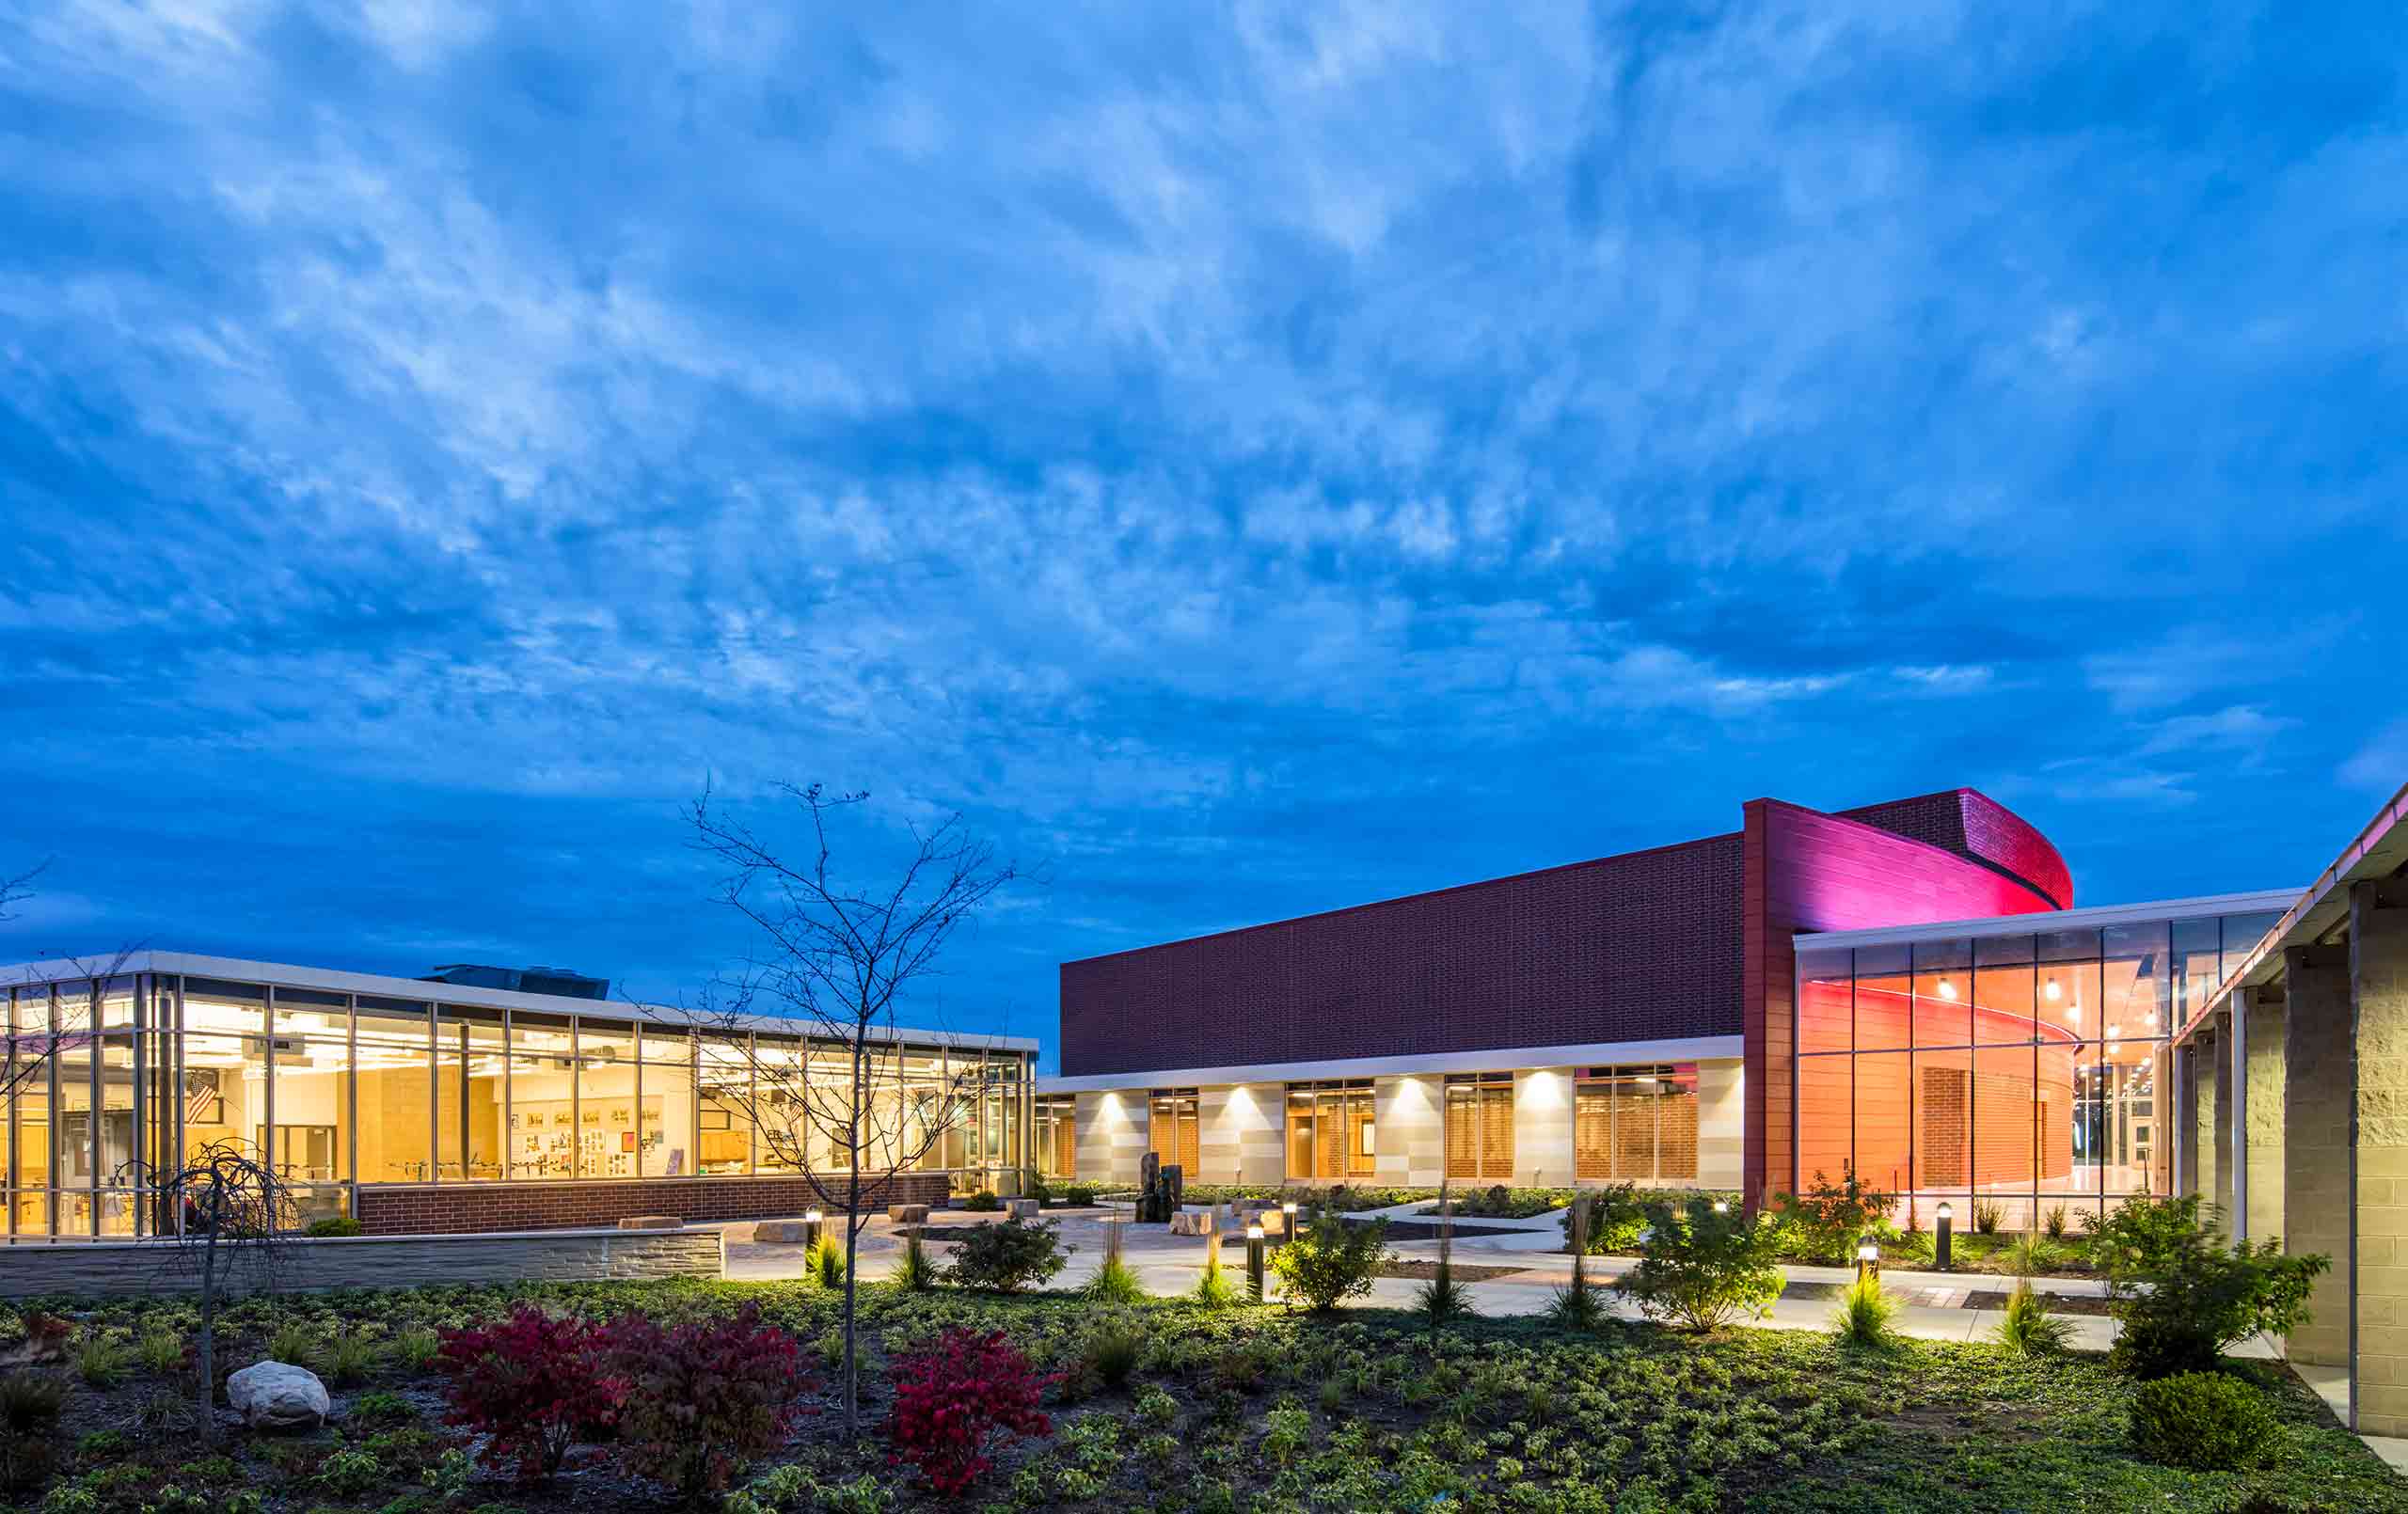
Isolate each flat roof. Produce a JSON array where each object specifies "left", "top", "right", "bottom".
[
  {"left": 1795, "top": 888, "right": 2304, "bottom": 952},
  {"left": 0, "top": 950, "right": 1038, "bottom": 1054}
]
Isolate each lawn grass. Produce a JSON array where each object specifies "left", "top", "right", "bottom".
[{"left": 8, "top": 1278, "right": 2399, "bottom": 1512}]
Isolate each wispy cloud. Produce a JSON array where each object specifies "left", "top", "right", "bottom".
[{"left": 0, "top": 1, "right": 2401, "bottom": 1050}]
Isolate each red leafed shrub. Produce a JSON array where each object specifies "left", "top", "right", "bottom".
[
  {"left": 599, "top": 1306, "right": 808, "bottom": 1498},
  {"left": 436, "top": 1306, "right": 626, "bottom": 1482},
  {"left": 886, "top": 1329, "right": 1056, "bottom": 1496}
]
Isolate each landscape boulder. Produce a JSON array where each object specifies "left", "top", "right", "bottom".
[{"left": 228, "top": 1361, "right": 329, "bottom": 1431}]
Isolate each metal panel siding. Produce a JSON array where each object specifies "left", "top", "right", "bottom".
[{"left": 1059, "top": 835, "right": 1745, "bottom": 1077}]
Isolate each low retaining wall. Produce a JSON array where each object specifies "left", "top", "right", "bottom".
[
  {"left": 355, "top": 1173, "right": 951, "bottom": 1236},
  {"left": 0, "top": 1227, "right": 725, "bottom": 1301}
]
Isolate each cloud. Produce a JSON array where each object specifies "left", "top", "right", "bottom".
[{"left": 0, "top": 1, "right": 2403, "bottom": 1055}]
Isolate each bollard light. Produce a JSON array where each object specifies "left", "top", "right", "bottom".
[
  {"left": 804, "top": 1207, "right": 824, "bottom": 1252},
  {"left": 1279, "top": 1201, "right": 1298, "bottom": 1247},
  {"left": 1246, "top": 1223, "right": 1267, "bottom": 1301},
  {"left": 1934, "top": 1202, "right": 1953, "bottom": 1272},
  {"left": 1855, "top": 1237, "right": 1880, "bottom": 1285},
  {"left": 1712, "top": 1200, "right": 1729, "bottom": 1215}
]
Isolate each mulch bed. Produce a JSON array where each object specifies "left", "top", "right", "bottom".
[{"left": 1374, "top": 1260, "right": 1531, "bottom": 1283}]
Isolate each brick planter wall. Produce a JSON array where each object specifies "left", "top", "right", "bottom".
[
  {"left": 0, "top": 1228, "right": 723, "bottom": 1301},
  {"left": 355, "top": 1173, "right": 952, "bottom": 1236}
]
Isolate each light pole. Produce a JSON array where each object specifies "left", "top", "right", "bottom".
[{"left": 1934, "top": 1202, "right": 1953, "bottom": 1272}]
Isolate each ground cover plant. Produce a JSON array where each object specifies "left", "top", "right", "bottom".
[{"left": 3, "top": 1267, "right": 2398, "bottom": 1513}]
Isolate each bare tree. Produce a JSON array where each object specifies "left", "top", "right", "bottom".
[
  {"left": 0, "top": 863, "right": 148, "bottom": 1109},
  {"left": 685, "top": 781, "right": 1021, "bottom": 1431},
  {"left": 139, "top": 1142, "right": 297, "bottom": 1429},
  {"left": 0, "top": 860, "right": 43, "bottom": 923}
]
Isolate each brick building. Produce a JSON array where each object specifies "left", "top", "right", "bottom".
[{"left": 1039, "top": 788, "right": 2292, "bottom": 1220}]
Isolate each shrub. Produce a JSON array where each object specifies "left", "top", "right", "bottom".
[
  {"left": 943, "top": 1217, "right": 1069, "bottom": 1293},
  {"left": 135, "top": 1327, "right": 183, "bottom": 1377},
  {"left": 350, "top": 1390, "right": 419, "bottom": 1427},
  {"left": 886, "top": 1329, "right": 1054, "bottom": 1496},
  {"left": 807, "top": 1236, "right": 847, "bottom": 1289},
  {"left": 1023, "top": 1174, "right": 1053, "bottom": 1205},
  {"left": 961, "top": 1191, "right": 1001, "bottom": 1212},
  {"left": 266, "top": 1317, "right": 321, "bottom": 1369},
  {"left": 1971, "top": 1198, "right": 2004, "bottom": 1236},
  {"left": 1270, "top": 1213, "right": 1390, "bottom": 1312},
  {"left": 392, "top": 1326, "right": 441, "bottom": 1371},
  {"left": 2043, "top": 1203, "right": 2070, "bottom": 1240},
  {"left": 1085, "top": 1222, "right": 1144, "bottom": 1304},
  {"left": 1063, "top": 1185, "right": 1098, "bottom": 1206},
  {"left": 2093, "top": 1196, "right": 2330, "bottom": 1379},
  {"left": 2130, "top": 1371, "right": 2280, "bottom": 1471},
  {"left": 1083, "top": 1314, "right": 1144, "bottom": 1390},
  {"left": 318, "top": 1448, "right": 382, "bottom": 1497},
  {"left": 601, "top": 1306, "right": 807, "bottom": 1499},
  {"left": 436, "top": 1306, "right": 626, "bottom": 1482},
  {"left": 0, "top": 1373, "right": 67, "bottom": 1491},
  {"left": 75, "top": 1330, "right": 134, "bottom": 1388},
  {"left": 1996, "top": 1278, "right": 2073, "bottom": 1355},
  {"left": 1559, "top": 1182, "right": 1652, "bottom": 1254},
  {"left": 1831, "top": 1274, "right": 1898, "bottom": 1350},
  {"left": 325, "top": 1329, "right": 379, "bottom": 1387},
  {"left": 1193, "top": 1252, "right": 1241, "bottom": 1309},
  {"left": 1776, "top": 1169, "right": 1892, "bottom": 1264},
  {"left": 893, "top": 1231, "right": 937, "bottom": 1293},
  {"left": 1623, "top": 1196, "right": 1784, "bottom": 1332},
  {"left": 306, "top": 1216, "right": 365, "bottom": 1238}
]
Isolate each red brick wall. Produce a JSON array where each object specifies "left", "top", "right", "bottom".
[
  {"left": 355, "top": 1173, "right": 952, "bottom": 1236},
  {"left": 1058, "top": 835, "right": 1745, "bottom": 1077},
  {"left": 1837, "top": 789, "right": 2072, "bottom": 910}
]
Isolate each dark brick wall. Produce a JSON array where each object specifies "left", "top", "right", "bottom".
[
  {"left": 1837, "top": 789, "right": 2071, "bottom": 910},
  {"left": 355, "top": 1173, "right": 951, "bottom": 1236},
  {"left": 1059, "top": 835, "right": 1745, "bottom": 1077}
]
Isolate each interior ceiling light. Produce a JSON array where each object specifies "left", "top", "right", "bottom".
[
  {"left": 2043, "top": 978, "right": 2063, "bottom": 1002},
  {"left": 1936, "top": 977, "right": 1959, "bottom": 1001}
]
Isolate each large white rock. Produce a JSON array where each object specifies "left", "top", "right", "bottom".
[{"left": 227, "top": 1360, "right": 329, "bottom": 1431}]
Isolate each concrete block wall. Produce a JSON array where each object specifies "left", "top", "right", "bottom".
[
  {"left": 2211, "top": 1015, "right": 2236, "bottom": 1227},
  {"left": 1372, "top": 1076, "right": 1444, "bottom": 1188},
  {"left": 2287, "top": 944, "right": 2354, "bottom": 1372},
  {"left": 1513, "top": 1067, "right": 1576, "bottom": 1189},
  {"left": 2353, "top": 880, "right": 2408, "bottom": 1436},
  {"left": 1199, "top": 1083, "right": 1284, "bottom": 1185},
  {"left": 1073, "top": 1090, "right": 1148, "bottom": 1188},
  {"left": 1697, "top": 1061, "right": 1745, "bottom": 1191},
  {"left": 2243, "top": 995, "right": 2287, "bottom": 1244},
  {"left": 2194, "top": 1027, "right": 2222, "bottom": 1221},
  {"left": 0, "top": 1227, "right": 724, "bottom": 1301},
  {"left": 356, "top": 1173, "right": 946, "bottom": 1235}
]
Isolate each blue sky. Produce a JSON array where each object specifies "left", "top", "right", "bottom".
[{"left": 2, "top": 3, "right": 2402, "bottom": 1065}]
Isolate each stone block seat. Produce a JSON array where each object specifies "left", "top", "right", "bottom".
[
  {"left": 1168, "top": 1209, "right": 1215, "bottom": 1237},
  {"left": 753, "top": 1220, "right": 816, "bottom": 1244},
  {"left": 887, "top": 1203, "right": 930, "bottom": 1225},
  {"left": 1006, "top": 1198, "right": 1041, "bottom": 1220},
  {"left": 616, "top": 1215, "right": 684, "bottom": 1231}
]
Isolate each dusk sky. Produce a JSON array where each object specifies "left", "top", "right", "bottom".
[{"left": 3, "top": 4, "right": 2402, "bottom": 1067}]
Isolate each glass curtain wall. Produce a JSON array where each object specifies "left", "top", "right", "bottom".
[
  {"left": 0, "top": 970, "right": 1035, "bottom": 1238},
  {"left": 1149, "top": 1089, "right": 1200, "bottom": 1175},
  {"left": 1443, "top": 1073, "right": 1514, "bottom": 1182},
  {"left": 1795, "top": 908, "right": 2282, "bottom": 1229}
]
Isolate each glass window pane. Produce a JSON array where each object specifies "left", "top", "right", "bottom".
[
  {"left": 698, "top": 1037, "right": 752, "bottom": 1175},
  {"left": 2063, "top": 1042, "right": 2107, "bottom": 1203},
  {"left": 270, "top": 1037, "right": 347, "bottom": 1183},
  {"left": 181, "top": 1033, "right": 261, "bottom": 1165},
  {"left": 2036, "top": 959, "right": 2098, "bottom": 1045},
  {"left": 183, "top": 980, "right": 265, "bottom": 1036},
  {"left": 356, "top": 999, "right": 430, "bottom": 1048},
  {"left": 2101, "top": 1032, "right": 2157, "bottom": 1198},
  {"left": 577, "top": 1019, "right": 640, "bottom": 1179},
  {"left": 1285, "top": 1090, "right": 1313, "bottom": 1179},
  {"left": 357, "top": 1033, "right": 433, "bottom": 1183},
  {"left": 2171, "top": 918, "right": 2222, "bottom": 1024},
  {"left": 1656, "top": 1065, "right": 1697, "bottom": 1181},
  {"left": 1798, "top": 953, "right": 1851, "bottom": 1054},
  {"left": 1796, "top": 1055, "right": 1851, "bottom": 1190},
  {"left": 1855, "top": 955, "right": 1913, "bottom": 1052},
  {"left": 2036, "top": 927, "right": 2101, "bottom": 964},
  {"left": 2221, "top": 910, "right": 2285, "bottom": 978},
  {"left": 1854, "top": 1051, "right": 1910, "bottom": 1198},
  {"left": 1913, "top": 965, "right": 1971, "bottom": 1048},
  {"left": 1913, "top": 1047, "right": 1972, "bottom": 1198},
  {"left": 640, "top": 1025, "right": 691, "bottom": 1064},
  {"left": 272, "top": 987, "right": 348, "bottom": 1038},
  {"left": 2103, "top": 923, "right": 2170, "bottom": 1040},
  {"left": 1972, "top": 962, "right": 2036, "bottom": 1045},
  {"left": 9, "top": 1049, "right": 51, "bottom": 1191},
  {"left": 55, "top": 1032, "right": 94, "bottom": 1193},
  {"left": 1972, "top": 1042, "right": 2036, "bottom": 1232},
  {"left": 1973, "top": 933, "right": 2036, "bottom": 966}
]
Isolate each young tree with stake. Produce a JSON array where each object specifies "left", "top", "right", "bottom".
[{"left": 685, "top": 781, "right": 1022, "bottom": 1432}]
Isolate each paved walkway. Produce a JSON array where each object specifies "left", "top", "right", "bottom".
[{"left": 713, "top": 1209, "right": 2406, "bottom": 1473}]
